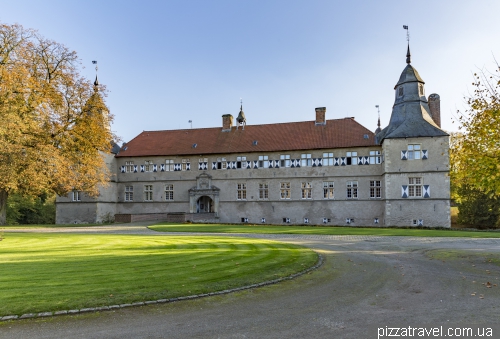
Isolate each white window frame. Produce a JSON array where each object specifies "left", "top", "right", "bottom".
[
  {"left": 259, "top": 183, "right": 269, "bottom": 200},
  {"left": 346, "top": 151, "right": 358, "bottom": 165},
  {"left": 280, "top": 182, "right": 291, "bottom": 199},
  {"left": 144, "top": 185, "right": 153, "bottom": 201},
  {"left": 144, "top": 160, "right": 153, "bottom": 172},
  {"left": 236, "top": 156, "right": 247, "bottom": 169},
  {"left": 125, "top": 186, "right": 134, "bottom": 202},
  {"left": 370, "top": 180, "right": 381, "bottom": 198},
  {"left": 323, "top": 152, "right": 334, "bottom": 166},
  {"left": 301, "top": 154, "right": 312, "bottom": 167},
  {"left": 323, "top": 181, "right": 334, "bottom": 199},
  {"left": 72, "top": 191, "right": 81, "bottom": 201},
  {"left": 369, "top": 151, "right": 381, "bottom": 164},
  {"left": 237, "top": 183, "right": 247, "bottom": 200},
  {"left": 301, "top": 182, "right": 312, "bottom": 199},
  {"left": 165, "top": 159, "right": 174, "bottom": 171},
  {"left": 165, "top": 184, "right": 174, "bottom": 201},
  {"left": 407, "top": 144, "right": 421, "bottom": 160},
  {"left": 346, "top": 181, "right": 358, "bottom": 199},
  {"left": 125, "top": 161, "right": 134, "bottom": 173},
  {"left": 280, "top": 154, "right": 291, "bottom": 167},
  {"left": 181, "top": 158, "right": 190, "bottom": 171},
  {"left": 408, "top": 177, "right": 422, "bottom": 197},
  {"left": 216, "top": 157, "right": 227, "bottom": 170},
  {"left": 258, "top": 155, "right": 269, "bottom": 168}
]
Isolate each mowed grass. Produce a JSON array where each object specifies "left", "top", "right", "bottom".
[
  {"left": 0, "top": 233, "right": 317, "bottom": 316},
  {"left": 149, "top": 223, "right": 500, "bottom": 238}
]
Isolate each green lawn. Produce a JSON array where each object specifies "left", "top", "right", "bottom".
[
  {"left": 149, "top": 223, "right": 500, "bottom": 238},
  {"left": 0, "top": 233, "right": 317, "bottom": 316}
]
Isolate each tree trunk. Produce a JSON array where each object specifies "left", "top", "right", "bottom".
[{"left": 0, "top": 190, "right": 7, "bottom": 225}]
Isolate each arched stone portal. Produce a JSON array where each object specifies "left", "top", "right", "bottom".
[
  {"left": 196, "top": 196, "right": 213, "bottom": 213},
  {"left": 188, "top": 173, "right": 220, "bottom": 216}
]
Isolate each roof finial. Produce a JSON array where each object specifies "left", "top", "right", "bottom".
[
  {"left": 92, "top": 60, "right": 99, "bottom": 88},
  {"left": 375, "top": 105, "right": 381, "bottom": 133},
  {"left": 403, "top": 25, "right": 411, "bottom": 64}
]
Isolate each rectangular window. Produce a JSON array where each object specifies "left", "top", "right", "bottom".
[
  {"left": 346, "top": 181, "right": 358, "bottom": 199},
  {"left": 125, "top": 186, "right": 134, "bottom": 201},
  {"left": 370, "top": 180, "right": 381, "bottom": 198},
  {"left": 217, "top": 157, "right": 227, "bottom": 169},
  {"left": 280, "top": 154, "right": 291, "bottom": 167},
  {"left": 144, "top": 160, "right": 153, "bottom": 172},
  {"left": 301, "top": 182, "right": 312, "bottom": 199},
  {"left": 280, "top": 182, "right": 291, "bottom": 199},
  {"left": 258, "top": 155, "right": 269, "bottom": 168},
  {"left": 72, "top": 191, "right": 81, "bottom": 201},
  {"left": 369, "top": 151, "right": 381, "bottom": 164},
  {"left": 237, "top": 183, "right": 247, "bottom": 200},
  {"left": 144, "top": 185, "right": 153, "bottom": 201},
  {"left": 323, "top": 152, "right": 334, "bottom": 166},
  {"left": 301, "top": 154, "right": 312, "bottom": 167},
  {"left": 236, "top": 156, "right": 247, "bottom": 169},
  {"left": 199, "top": 158, "right": 208, "bottom": 163},
  {"left": 408, "top": 177, "right": 422, "bottom": 197},
  {"left": 165, "top": 184, "right": 174, "bottom": 201},
  {"left": 346, "top": 152, "right": 358, "bottom": 165},
  {"left": 181, "top": 158, "right": 190, "bottom": 171},
  {"left": 323, "top": 181, "right": 334, "bottom": 199},
  {"left": 165, "top": 159, "right": 174, "bottom": 171},
  {"left": 408, "top": 144, "right": 421, "bottom": 160},
  {"left": 259, "top": 183, "right": 269, "bottom": 200},
  {"left": 125, "top": 161, "right": 134, "bottom": 173}
]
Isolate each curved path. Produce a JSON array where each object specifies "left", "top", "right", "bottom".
[{"left": 1, "top": 226, "right": 499, "bottom": 339}]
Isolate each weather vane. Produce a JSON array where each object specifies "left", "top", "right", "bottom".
[
  {"left": 92, "top": 60, "right": 98, "bottom": 72},
  {"left": 403, "top": 25, "right": 409, "bottom": 42}
]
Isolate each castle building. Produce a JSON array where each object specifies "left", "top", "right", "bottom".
[{"left": 56, "top": 47, "right": 451, "bottom": 227}]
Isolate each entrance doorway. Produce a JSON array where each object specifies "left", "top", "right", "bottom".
[{"left": 196, "top": 196, "right": 213, "bottom": 213}]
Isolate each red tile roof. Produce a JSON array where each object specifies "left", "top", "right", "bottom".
[{"left": 116, "top": 118, "right": 377, "bottom": 157}]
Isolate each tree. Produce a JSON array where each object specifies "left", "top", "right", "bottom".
[
  {"left": 0, "top": 23, "right": 115, "bottom": 225},
  {"left": 452, "top": 61, "right": 500, "bottom": 227}
]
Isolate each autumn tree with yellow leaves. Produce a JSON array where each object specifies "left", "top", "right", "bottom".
[
  {"left": 0, "top": 23, "right": 115, "bottom": 225},
  {"left": 451, "top": 62, "right": 500, "bottom": 227}
]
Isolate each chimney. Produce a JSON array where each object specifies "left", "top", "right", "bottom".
[
  {"left": 222, "top": 114, "right": 233, "bottom": 131},
  {"left": 315, "top": 107, "right": 326, "bottom": 125},
  {"left": 428, "top": 94, "right": 441, "bottom": 127}
]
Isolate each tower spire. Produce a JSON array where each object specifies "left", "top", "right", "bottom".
[
  {"left": 92, "top": 60, "right": 99, "bottom": 88},
  {"left": 375, "top": 105, "right": 381, "bottom": 134},
  {"left": 403, "top": 25, "right": 411, "bottom": 64}
]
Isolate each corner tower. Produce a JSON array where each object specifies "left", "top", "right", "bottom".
[
  {"left": 377, "top": 45, "right": 447, "bottom": 142},
  {"left": 379, "top": 45, "right": 450, "bottom": 228}
]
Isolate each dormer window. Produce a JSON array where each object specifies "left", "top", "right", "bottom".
[{"left": 398, "top": 86, "right": 404, "bottom": 97}]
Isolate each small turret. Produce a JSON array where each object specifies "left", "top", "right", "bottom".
[{"left": 236, "top": 103, "right": 246, "bottom": 130}]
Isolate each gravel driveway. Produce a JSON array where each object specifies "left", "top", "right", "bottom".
[{"left": 1, "top": 226, "right": 499, "bottom": 339}]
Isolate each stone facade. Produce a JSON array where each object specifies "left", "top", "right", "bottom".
[{"left": 56, "top": 49, "right": 450, "bottom": 227}]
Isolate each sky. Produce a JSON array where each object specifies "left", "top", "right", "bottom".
[{"left": 2, "top": 0, "right": 500, "bottom": 143}]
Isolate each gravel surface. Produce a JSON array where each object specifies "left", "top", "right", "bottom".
[{"left": 1, "top": 226, "right": 499, "bottom": 339}]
